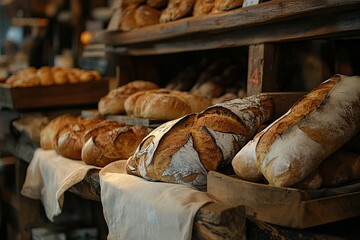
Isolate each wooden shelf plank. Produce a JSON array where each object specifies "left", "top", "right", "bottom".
[
  {"left": 105, "top": 8, "right": 360, "bottom": 56},
  {"left": 96, "top": 0, "right": 360, "bottom": 53}
]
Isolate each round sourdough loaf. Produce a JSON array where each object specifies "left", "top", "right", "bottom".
[
  {"left": 98, "top": 80, "right": 159, "bottom": 115},
  {"left": 82, "top": 125, "right": 152, "bottom": 167},
  {"left": 126, "top": 94, "right": 273, "bottom": 186}
]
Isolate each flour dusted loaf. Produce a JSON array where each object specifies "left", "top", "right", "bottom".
[
  {"left": 98, "top": 80, "right": 159, "bottom": 115},
  {"left": 124, "top": 88, "right": 212, "bottom": 120},
  {"left": 82, "top": 122, "right": 152, "bottom": 167},
  {"left": 232, "top": 75, "right": 360, "bottom": 187},
  {"left": 126, "top": 94, "right": 273, "bottom": 186}
]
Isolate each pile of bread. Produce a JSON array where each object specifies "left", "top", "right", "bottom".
[
  {"left": 5, "top": 66, "right": 101, "bottom": 87},
  {"left": 98, "top": 80, "right": 214, "bottom": 120},
  {"left": 40, "top": 114, "right": 151, "bottom": 167},
  {"left": 120, "top": 0, "right": 247, "bottom": 31}
]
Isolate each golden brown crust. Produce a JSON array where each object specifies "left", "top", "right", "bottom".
[
  {"left": 214, "top": 0, "right": 243, "bottom": 11},
  {"left": 40, "top": 114, "right": 78, "bottom": 150},
  {"left": 82, "top": 125, "right": 151, "bottom": 167},
  {"left": 193, "top": 0, "right": 214, "bottom": 16},
  {"left": 159, "top": 0, "right": 195, "bottom": 23},
  {"left": 98, "top": 80, "right": 159, "bottom": 115},
  {"left": 120, "top": 4, "right": 138, "bottom": 31},
  {"left": 134, "top": 5, "right": 161, "bottom": 28}
]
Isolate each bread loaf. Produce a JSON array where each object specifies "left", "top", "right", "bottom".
[
  {"left": 98, "top": 80, "right": 159, "bottom": 115},
  {"left": 124, "top": 89, "right": 212, "bottom": 120},
  {"left": 159, "top": 0, "right": 195, "bottom": 22},
  {"left": 126, "top": 94, "right": 273, "bottom": 186},
  {"left": 53, "top": 117, "right": 105, "bottom": 160},
  {"left": 40, "top": 114, "right": 78, "bottom": 150},
  {"left": 193, "top": 0, "right": 214, "bottom": 16},
  {"left": 120, "top": 4, "right": 138, "bottom": 31},
  {"left": 134, "top": 5, "right": 161, "bottom": 28},
  {"left": 214, "top": 0, "right": 243, "bottom": 11},
  {"left": 82, "top": 125, "right": 152, "bottom": 167},
  {"left": 233, "top": 75, "right": 360, "bottom": 187}
]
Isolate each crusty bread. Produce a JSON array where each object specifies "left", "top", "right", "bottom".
[
  {"left": 124, "top": 88, "right": 212, "bottom": 120},
  {"left": 134, "top": 5, "right": 161, "bottom": 28},
  {"left": 120, "top": 4, "right": 138, "bottom": 31},
  {"left": 126, "top": 94, "right": 273, "bottom": 186},
  {"left": 82, "top": 125, "right": 152, "bottom": 167},
  {"left": 213, "top": 0, "right": 243, "bottom": 11},
  {"left": 233, "top": 75, "right": 360, "bottom": 187},
  {"left": 40, "top": 114, "right": 78, "bottom": 150},
  {"left": 53, "top": 117, "right": 105, "bottom": 160},
  {"left": 193, "top": 0, "right": 214, "bottom": 16},
  {"left": 159, "top": 0, "right": 195, "bottom": 22},
  {"left": 98, "top": 80, "right": 159, "bottom": 115}
]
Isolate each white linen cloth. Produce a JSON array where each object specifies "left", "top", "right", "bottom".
[
  {"left": 21, "top": 148, "right": 101, "bottom": 220},
  {"left": 99, "top": 160, "right": 214, "bottom": 240}
]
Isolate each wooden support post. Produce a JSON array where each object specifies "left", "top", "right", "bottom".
[{"left": 247, "top": 43, "right": 279, "bottom": 96}]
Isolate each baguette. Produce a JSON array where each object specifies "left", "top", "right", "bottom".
[{"left": 233, "top": 75, "right": 360, "bottom": 187}]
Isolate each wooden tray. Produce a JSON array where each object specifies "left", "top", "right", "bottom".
[
  {"left": 0, "top": 80, "right": 109, "bottom": 110},
  {"left": 207, "top": 171, "right": 360, "bottom": 229}
]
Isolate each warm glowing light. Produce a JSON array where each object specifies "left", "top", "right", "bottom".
[{"left": 80, "top": 31, "right": 93, "bottom": 45}]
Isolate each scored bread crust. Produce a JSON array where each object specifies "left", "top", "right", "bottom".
[
  {"left": 126, "top": 94, "right": 273, "bottom": 186},
  {"left": 98, "top": 80, "right": 159, "bottom": 115},
  {"left": 134, "top": 5, "right": 161, "bottom": 28},
  {"left": 256, "top": 75, "right": 360, "bottom": 187},
  {"left": 82, "top": 125, "right": 151, "bottom": 167}
]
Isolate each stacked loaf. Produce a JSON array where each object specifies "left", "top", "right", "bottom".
[
  {"left": 5, "top": 67, "right": 101, "bottom": 87},
  {"left": 98, "top": 80, "right": 159, "bottom": 115},
  {"left": 124, "top": 88, "right": 212, "bottom": 120},
  {"left": 232, "top": 75, "right": 360, "bottom": 189},
  {"left": 40, "top": 114, "right": 151, "bottom": 167},
  {"left": 126, "top": 94, "right": 273, "bottom": 186}
]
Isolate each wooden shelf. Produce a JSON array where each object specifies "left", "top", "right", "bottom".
[{"left": 96, "top": 0, "right": 360, "bottom": 55}]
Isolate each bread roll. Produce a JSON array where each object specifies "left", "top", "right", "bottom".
[
  {"left": 98, "top": 80, "right": 159, "bottom": 115},
  {"left": 159, "top": 0, "right": 195, "bottom": 23},
  {"left": 126, "top": 94, "right": 273, "bottom": 186},
  {"left": 233, "top": 75, "right": 360, "bottom": 187},
  {"left": 82, "top": 125, "right": 152, "bottom": 167},
  {"left": 40, "top": 114, "right": 78, "bottom": 150},
  {"left": 134, "top": 5, "right": 161, "bottom": 27},
  {"left": 193, "top": 0, "right": 214, "bottom": 16}
]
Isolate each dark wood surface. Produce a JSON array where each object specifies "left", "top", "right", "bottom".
[{"left": 96, "top": 0, "right": 360, "bottom": 55}]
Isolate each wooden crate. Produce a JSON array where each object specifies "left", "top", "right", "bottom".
[
  {"left": 0, "top": 80, "right": 109, "bottom": 110},
  {"left": 207, "top": 171, "right": 360, "bottom": 229}
]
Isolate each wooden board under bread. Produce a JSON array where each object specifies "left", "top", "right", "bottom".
[
  {"left": 207, "top": 171, "right": 360, "bottom": 229},
  {"left": 0, "top": 80, "right": 109, "bottom": 110}
]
